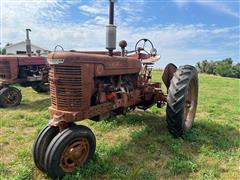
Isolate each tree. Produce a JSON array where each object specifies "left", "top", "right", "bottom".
[
  {"left": 0, "top": 43, "right": 12, "bottom": 55},
  {"left": 1, "top": 48, "right": 6, "bottom": 54},
  {"left": 215, "top": 58, "right": 233, "bottom": 77},
  {"left": 196, "top": 58, "right": 239, "bottom": 78},
  {"left": 231, "top": 63, "right": 240, "bottom": 78}
]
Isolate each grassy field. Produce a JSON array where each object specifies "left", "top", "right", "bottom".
[{"left": 0, "top": 71, "right": 239, "bottom": 180}]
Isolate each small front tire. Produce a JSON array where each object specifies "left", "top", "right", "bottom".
[
  {"left": 31, "top": 82, "right": 49, "bottom": 93},
  {"left": 44, "top": 125, "right": 96, "bottom": 179},
  {"left": 33, "top": 125, "right": 59, "bottom": 172}
]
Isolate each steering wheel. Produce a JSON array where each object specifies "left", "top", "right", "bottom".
[{"left": 135, "top": 38, "right": 157, "bottom": 56}]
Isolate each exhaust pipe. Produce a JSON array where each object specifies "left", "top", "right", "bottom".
[
  {"left": 106, "top": 0, "right": 117, "bottom": 56},
  {"left": 26, "top": 28, "right": 32, "bottom": 56}
]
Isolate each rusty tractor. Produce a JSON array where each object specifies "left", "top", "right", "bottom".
[
  {"left": 33, "top": 1, "right": 198, "bottom": 178},
  {"left": 0, "top": 29, "right": 49, "bottom": 108}
]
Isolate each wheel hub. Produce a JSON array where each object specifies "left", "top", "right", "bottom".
[
  {"left": 184, "top": 79, "right": 197, "bottom": 129},
  {"left": 60, "top": 138, "right": 89, "bottom": 172},
  {"left": 0, "top": 87, "right": 21, "bottom": 107},
  {"left": 7, "top": 91, "right": 17, "bottom": 102}
]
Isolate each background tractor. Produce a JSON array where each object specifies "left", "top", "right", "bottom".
[
  {"left": 0, "top": 29, "right": 49, "bottom": 108},
  {"left": 33, "top": 0, "right": 198, "bottom": 178}
]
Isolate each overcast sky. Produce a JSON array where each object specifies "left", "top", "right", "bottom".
[{"left": 0, "top": 0, "right": 239, "bottom": 67}]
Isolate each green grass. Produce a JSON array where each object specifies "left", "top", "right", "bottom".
[{"left": 0, "top": 71, "right": 239, "bottom": 180}]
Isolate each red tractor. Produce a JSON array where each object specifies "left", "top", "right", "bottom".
[
  {"left": 33, "top": 1, "right": 198, "bottom": 178},
  {"left": 0, "top": 29, "right": 49, "bottom": 108}
]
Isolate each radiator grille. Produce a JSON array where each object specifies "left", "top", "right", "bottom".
[
  {"left": 50, "top": 66, "right": 82, "bottom": 111},
  {"left": 0, "top": 61, "right": 11, "bottom": 79}
]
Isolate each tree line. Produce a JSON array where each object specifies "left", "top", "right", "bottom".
[{"left": 196, "top": 58, "right": 240, "bottom": 78}]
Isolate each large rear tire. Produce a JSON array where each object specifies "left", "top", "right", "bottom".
[
  {"left": 44, "top": 125, "right": 96, "bottom": 179},
  {"left": 166, "top": 65, "right": 198, "bottom": 137}
]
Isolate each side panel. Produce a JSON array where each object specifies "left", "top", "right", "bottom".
[
  {"left": 94, "top": 59, "right": 141, "bottom": 77},
  {"left": 18, "top": 56, "right": 47, "bottom": 65}
]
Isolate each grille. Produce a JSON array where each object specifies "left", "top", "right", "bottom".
[
  {"left": 50, "top": 66, "right": 82, "bottom": 111},
  {"left": 0, "top": 61, "right": 11, "bottom": 79}
]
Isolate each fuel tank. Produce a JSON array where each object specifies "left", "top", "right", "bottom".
[{"left": 47, "top": 51, "right": 142, "bottom": 77}]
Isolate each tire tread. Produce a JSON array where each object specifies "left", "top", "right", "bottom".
[{"left": 166, "top": 65, "right": 198, "bottom": 137}]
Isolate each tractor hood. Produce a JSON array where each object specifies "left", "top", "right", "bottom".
[{"left": 47, "top": 51, "right": 142, "bottom": 77}]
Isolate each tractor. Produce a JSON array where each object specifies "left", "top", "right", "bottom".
[
  {"left": 0, "top": 29, "right": 49, "bottom": 108},
  {"left": 33, "top": 0, "right": 198, "bottom": 178}
]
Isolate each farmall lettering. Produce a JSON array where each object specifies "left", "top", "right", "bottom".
[{"left": 33, "top": 0, "right": 199, "bottom": 178}]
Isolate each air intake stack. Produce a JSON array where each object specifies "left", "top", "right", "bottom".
[
  {"left": 106, "top": 0, "right": 117, "bottom": 56},
  {"left": 26, "top": 28, "right": 32, "bottom": 56}
]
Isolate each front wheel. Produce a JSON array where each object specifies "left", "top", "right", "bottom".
[
  {"left": 166, "top": 65, "right": 198, "bottom": 137},
  {"left": 33, "top": 125, "right": 59, "bottom": 172},
  {"left": 31, "top": 82, "right": 49, "bottom": 93},
  {"left": 0, "top": 87, "right": 22, "bottom": 108},
  {"left": 44, "top": 125, "right": 96, "bottom": 179}
]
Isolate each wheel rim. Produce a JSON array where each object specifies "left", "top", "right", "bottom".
[
  {"left": 60, "top": 138, "right": 89, "bottom": 172},
  {"left": 3, "top": 88, "right": 20, "bottom": 105},
  {"left": 184, "top": 79, "right": 197, "bottom": 129}
]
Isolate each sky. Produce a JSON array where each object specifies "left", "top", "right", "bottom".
[{"left": 0, "top": 0, "right": 239, "bottom": 67}]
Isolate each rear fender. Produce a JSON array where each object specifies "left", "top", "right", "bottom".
[{"left": 162, "top": 63, "right": 177, "bottom": 90}]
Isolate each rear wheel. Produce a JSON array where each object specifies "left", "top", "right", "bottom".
[
  {"left": 44, "top": 125, "right": 96, "bottom": 178},
  {"left": 166, "top": 65, "right": 198, "bottom": 137},
  {"left": 31, "top": 82, "right": 49, "bottom": 93},
  {"left": 0, "top": 87, "right": 22, "bottom": 108}
]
